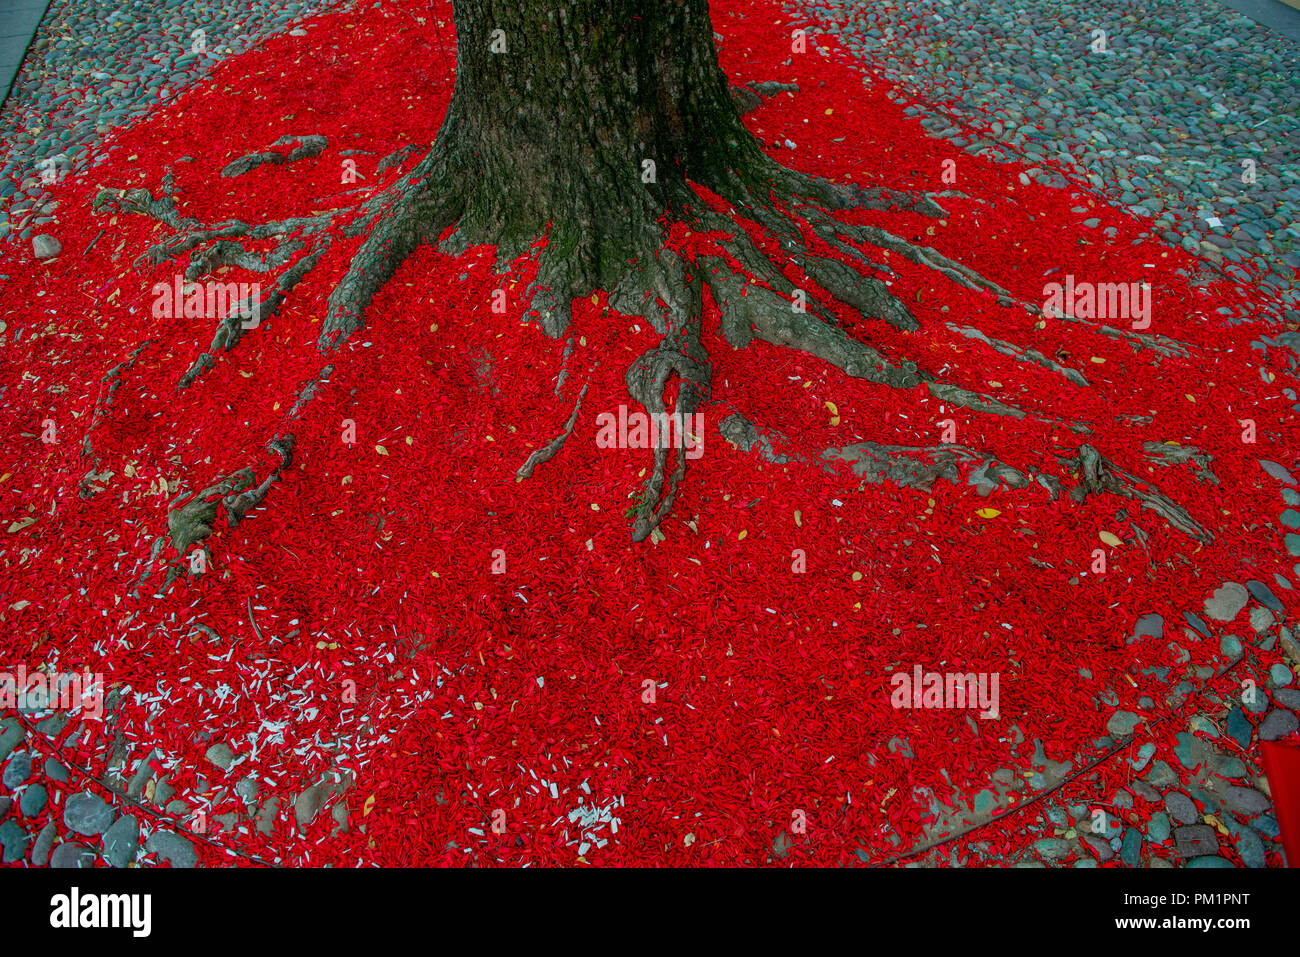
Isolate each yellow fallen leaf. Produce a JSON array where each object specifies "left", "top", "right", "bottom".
[
  {"left": 851, "top": 571, "right": 863, "bottom": 581},
  {"left": 794, "top": 509, "right": 802, "bottom": 528},
  {"left": 975, "top": 508, "right": 1001, "bottom": 519},
  {"left": 7, "top": 517, "right": 36, "bottom": 533},
  {"left": 0, "top": 472, "right": 11, "bottom": 483},
  {"left": 375, "top": 445, "right": 387, "bottom": 455},
  {"left": 1089, "top": 356, "right": 1105, "bottom": 364},
  {"left": 11, "top": 600, "right": 30, "bottom": 611},
  {"left": 738, "top": 529, "right": 748, "bottom": 541},
  {"left": 1099, "top": 530, "right": 1122, "bottom": 547},
  {"left": 363, "top": 794, "right": 376, "bottom": 817}
]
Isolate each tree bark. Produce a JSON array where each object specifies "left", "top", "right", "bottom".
[{"left": 428, "top": 0, "right": 768, "bottom": 320}]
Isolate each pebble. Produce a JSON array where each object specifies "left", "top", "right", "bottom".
[
  {"left": 1226, "top": 707, "right": 1253, "bottom": 748},
  {"left": 1174, "top": 824, "right": 1219, "bottom": 857},
  {"left": 1221, "top": 785, "right": 1270, "bottom": 816},
  {"left": 1119, "top": 828, "right": 1143, "bottom": 867},
  {"left": 1133, "top": 613, "right": 1163, "bottom": 641},
  {"left": 49, "top": 841, "right": 97, "bottom": 868},
  {"left": 205, "top": 742, "right": 236, "bottom": 771},
  {"left": 145, "top": 830, "right": 198, "bottom": 868},
  {"left": 1106, "top": 710, "right": 1143, "bottom": 736},
  {"left": 1260, "top": 460, "right": 1298, "bottom": 485},
  {"left": 1246, "top": 579, "right": 1285, "bottom": 614},
  {"left": 1274, "top": 688, "right": 1300, "bottom": 710},
  {"left": 45, "top": 756, "right": 69, "bottom": 783},
  {"left": 30, "top": 821, "right": 56, "bottom": 866},
  {"left": 1259, "top": 708, "right": 1300, "bottom": 740},
  {"left": 63, "top": 791, "right": 114, "bottom": 835},
  {"left": 1204, "top": 582, "right": 1249, "bottom": 622},
  {"left": 1147, "top": 811, "right": 1171, "bottom": 843},
  {"left": 31, "top": 234, "right": 61, "bottom": 259},
  {"left": 0, "top": 721, "right": 22, "bottom": 762},
  {"left": 18, "top": 783, "right": 47, "bottom": 817},
  {"left": 1164, "top": 791, "right": 1199, "bottom": 825},
  {"left": 2, "top": 751, "right": 31, "bottom": 789},
  {"left": 0, "top": 819, "right": 29, "bottom": 863},
  {"left": 102, "top": 814, "right": 140, "bottom": 868}
]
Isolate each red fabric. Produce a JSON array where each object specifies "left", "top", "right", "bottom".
[{"left": 1261, "top": 742, "right": 1300, "bottom": 867}]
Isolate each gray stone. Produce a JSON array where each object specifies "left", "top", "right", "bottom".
[
  {"left": 1120, "top": 828, "right": 1143, "bottom": 867},
  {"left": 294, "top": 782, "right": 327, "bottom": 828},
  {"left": 102, "top": 814, "right": 139, "bottom": 868},
  {"left": 0, "top": 819, "right": 29, "bottom": 862},
  {"left": 1131, "top": 780, "right": 1161, "bottom": 804},
  {"left": 1209, "top": 752, "right": 1248, "bottom": 779},
  {"left": 1082, "top": 834, "right": 1113, "bottom": 861},
  {"left": 1275, "top": 688, "right": 1300, "bottom": 710},
  {"left": 31, "top": 234, "right": 62, "bottom": 259},
  {"left": 49, "top": 841, "right": 97, "bottom": 868},
  {"left": 64, "top": 791, "right": 114, "bottom": 835},
  {"left": 1134, "top": 613, "right": 1163, "bottom": 641},
  {"left": 1033, "top": 837, "right": 1075, "bottom": 862},
  {"left": 0, "top": 720, "right": 23, "bottom": 762},
  {"left": 18, "top": 783, "right": 46, "bottom": 817},
  {"left": 1227, "top": 822, "right": 1267, "bottom": 868},
  {"left": 1186, "top": 855, "right": 1234, "bottom": 868},
  {"left": 1174, "top": 825, "right": 1219, "bottom": 858},
  {"left": 30, "top": 821, "right": 56, "bottom": 866},
  {"left": 1205, "top": 582, "right": 1249, "bottom": 622},
  {"left": 1146, "top": 760, "right": 1178, "bottom": 788},
  {"left": 1259, "top": 709, "right": 1299, "bottom": 741},
  {"left": 1260, "top": 460, "right": 1297, "bottom": 484},
  {"left": 1227, "top": 708, "right": 1253, "bottom": 749},
  {"left": 1247, "top": 579, "right": 1285, "bottom": 614},
  {"left": 145, "top": 830, "right": 197, "bottom": 868},
  {"left": 1165, "top": 791, "right": 1199, "bottom": 825},
  {"left": 1271, "top": 663, "right": 1295, "bottom": 687},
  {"left": 1147, "top": 812, "right": 1171, "bottom": 843},
  {"left": 204, "top": 742, "right": 236, "bottom": 771},
  {"left": 2, "top": 751, "right": 31, "bottom": 789},
  {"left": 1222, "top": 785, "right": 1270, "bottom": 816},
  {"left": 1107, "top": 710, "right": 1144, "bottom": 736},
  {"left": 1248, "top": 606, "right": 1275, "bottom": 634}
]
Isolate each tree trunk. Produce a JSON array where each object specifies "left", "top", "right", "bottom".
[{"left": 428, "top": 0, "right": 768, "bottom": 325}]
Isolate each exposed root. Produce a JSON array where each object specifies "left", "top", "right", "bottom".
[
  {"left": 135, "top": 436, "right": 295, "bottom": 595},
  {"left": 822, "top": 442, "right": 1031, "bottom": 494},
  {"left": 1066, "top": 443, "right": 1212, "bottom": 542},
  {"left": 947, "top": 323, "right": 1089, "bottom": 388},
  {"left": 516, "top": 371, "right": 595, "bottom": 482},
  {"left": 220, "top": 134, "right": 329, "bottom": 178},
  {"left": 79, "top": 340, "right": 152, "bottom": 496},
  {"left": 1143, "top": 441, "right": 1219, "bottom": 485},
  {"left": 1055, "top": 312, "right": 1190, "bottom": 359},
  {"left": 624, "top": 273, "right": 712, "bottom": 543}
]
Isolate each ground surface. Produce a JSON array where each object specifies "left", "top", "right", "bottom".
[{"left": 1, "top": 0, "right": 1299, "bottom": 868}]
